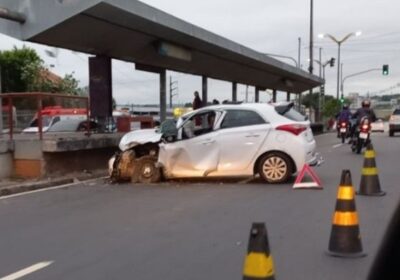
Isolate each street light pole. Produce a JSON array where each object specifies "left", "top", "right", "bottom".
[
  {"left": 336, "top": 43, "right": 341, "bottom": 100},
  {"left": 318, "top": 31, "right": 362, "bottom": 100}
]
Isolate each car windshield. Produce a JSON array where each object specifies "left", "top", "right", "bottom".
[
  {"left": 30, "top": 116, "right": 53, "bottom": 127},
  {"left": 47, "top": 120, "right": 80, "bottom": 132}
]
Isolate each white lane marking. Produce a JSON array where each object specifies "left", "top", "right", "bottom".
[
  {"left": 0, "top": 261, "right": 53, "bottom": 280},
  {"left": 0, "top": 177, "right": 107, "bottom": 200},
  {"left": 332, "top": 143, "right": 343, "bottom": 149}
]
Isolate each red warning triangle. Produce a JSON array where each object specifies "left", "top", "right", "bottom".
[{"left": 293, "top": 164, "right": 322, "bottom": 189}]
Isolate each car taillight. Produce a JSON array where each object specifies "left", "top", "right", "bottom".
[
  {"left": 362, "top": 124, "right": 369, "bottom": 130},
  {"left": 276, "top": 124, "right": 307, "bottom": 136}
]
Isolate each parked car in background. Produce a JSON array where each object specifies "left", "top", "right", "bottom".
[
  {"left": 22, "top": 106, "right": 87, "bottom": 133},
  {"left": 389, "top": 108, "right": 400, "bottom": 137},
  {"left": 371, "top": 119, "right": 385, "bottom": 133},
  {"left": 46, "top": 119, "right": 98, "bottom": 133},
  {"left": 109, "top": 102, "right": 319, "bottom": 184}
]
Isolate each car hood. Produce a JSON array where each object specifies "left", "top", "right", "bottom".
[{"left": 119, "top": 129, "right": 162, "bottom": 151}]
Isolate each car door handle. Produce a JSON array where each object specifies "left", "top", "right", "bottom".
[
  {"left": 245, "top": 134, "right": 260, "bottom": 138},
  {"left": 201, "top": 139, "right": 215, "bottom": 145}
]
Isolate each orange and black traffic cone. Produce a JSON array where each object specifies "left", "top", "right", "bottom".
[
  {"left": 243, "top": 223, "right": 275, "bottom": 280},
  {"left": 327, "top": 170, "right": 366, "bottom": 258},
  {"left": 357, "top": 143, "right": 386, "bottom": 196}
]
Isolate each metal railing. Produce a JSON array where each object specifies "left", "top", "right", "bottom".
[{"left": 1, "top": 92, "right": 89, "bottom": 140}]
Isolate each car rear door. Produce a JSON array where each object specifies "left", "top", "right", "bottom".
[{"left": 216, "top": 109, "right": 270, "bottom": 173}]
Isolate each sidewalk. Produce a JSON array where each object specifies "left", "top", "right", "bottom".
[{"left": 0, "top": 169, "right": 108, "bottom": 197}]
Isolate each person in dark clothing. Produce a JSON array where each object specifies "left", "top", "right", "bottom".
[
  {"left": 192, "top": 91, "right": 203, "bottom": 110},
  {"left": 335, "top": 104, "right": 352, "bottom": 137},
  {"left": 192, "top": 91, "right": 202, "bottom": 126},
  {"left": 353, "top": 100, "right": 377, "bottom": 124},
  {"left": 337, "top": 104, "right": 352, "bottom": 122},
  {"left": 349, "top": 99, "right": 376, "bottom": 146}
]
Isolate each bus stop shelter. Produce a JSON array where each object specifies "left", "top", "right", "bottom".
[{"left": 0, "top": 0, "right": 323, "bottom": 126}]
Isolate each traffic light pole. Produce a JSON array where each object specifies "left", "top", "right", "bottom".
[{"left": 341, "top": 68, "right": 381, "bottom": 98}]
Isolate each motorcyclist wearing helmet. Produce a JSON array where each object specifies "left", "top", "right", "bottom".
[
  {"left": 337, "top": 104, "right": 352, "bottom": 122},
  {"left": 335, "top": 104, "right": 352, "bottom": 137},
  {"left": 353, "top": 100, "right": 377, "bottom": 124}
]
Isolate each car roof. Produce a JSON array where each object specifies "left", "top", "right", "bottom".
[{"left": 181, "top": 103, "right": 276, "bottom": 117}]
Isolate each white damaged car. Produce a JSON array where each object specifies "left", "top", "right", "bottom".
[{"left": 109, "top": 102, "right": 318, "bottom": 184}]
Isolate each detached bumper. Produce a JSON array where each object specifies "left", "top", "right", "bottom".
[{"left": 308, "top": 153, "right": 324, "bottom": 167}]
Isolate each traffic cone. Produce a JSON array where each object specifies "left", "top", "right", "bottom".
[
  {"left": 243, "top": 223, "right": 275, "bottom": 280},
  {"left": 327, "top": 170, "right": 366, "bottom": 258},
  {"left": 357, "top": 143, "right": 386, "bottom": 196}
]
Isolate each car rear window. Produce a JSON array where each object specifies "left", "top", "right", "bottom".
[
  {"left": 393, "top": 109, "right": 400, "bottom": 115},
  {"left": 275, "top": 105, "right": 307, "bottom": 121}
]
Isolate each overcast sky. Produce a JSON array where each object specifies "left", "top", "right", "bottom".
[{"left": 0, "top": 0, "right": 399, "bottom": 105}]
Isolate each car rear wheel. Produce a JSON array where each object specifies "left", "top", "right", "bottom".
[
  {"left": 258, "top": 153, "right": 292, "bottom": 183},
  {"left": 389, "top": 130, "right": 394, "bottom": 137}
]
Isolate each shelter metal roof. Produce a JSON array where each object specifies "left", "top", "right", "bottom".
[{"left": 0, "top": 0, "right": 323, "bottom": 93}]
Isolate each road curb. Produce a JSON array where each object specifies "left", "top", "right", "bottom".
[
  {"left": 0, "top": 171, "right": 109, "bottom": 197},
  {"left": 0, "top": 178, "right": 74, "bottom": 197}
]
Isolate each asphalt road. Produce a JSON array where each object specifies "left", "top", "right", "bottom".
[{"left": 0, "top": 131, "right": 399, "bottom": 280}]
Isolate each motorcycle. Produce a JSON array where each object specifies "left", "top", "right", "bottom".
[
  {"left": 338, "top": 120, "right": 349, "bottom": 144},
  {"left": 351, "top": 117, "right": 371, "bottom": 154}
]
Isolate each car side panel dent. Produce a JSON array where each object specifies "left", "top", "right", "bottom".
[{"left": 158, "top": 139, "right": 220, "bottom": 178}]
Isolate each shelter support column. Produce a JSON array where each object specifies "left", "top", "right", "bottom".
[
  {"left": 232, "top": 82, "right": 237, "bottom": 102},
  {"left": 0, "top": 65, "right": 2, "bottom": 136},
  {"left": 286, "top": 92, "right": 291, "bottom": 102},
  {"left": 89, "top": 56, "right": 113, "bottom": 130},
  {"left": 202, "top": 76, "right": 208, "bottom": 106},
  {"left": 272, "top": 89, "right": 277, "bottom": 102},
  {"left": 255, "top": 87, "right": 260, "bottom": 103},
  {"left": 160, "top": 70, "right": 167, "bottom": 123}
]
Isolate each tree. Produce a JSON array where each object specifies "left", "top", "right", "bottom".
[
  {"left": 301, "top": 92, "right": 320, "bottom": 110},
  {"left": 0, "top": 46, "right": 85, "bottom": 95},
  {"left": 323, "top": 98, "right": 341, "bottom": 118},
  {"left": 0, "top": 46, "right": 42, "bottom": 92}
]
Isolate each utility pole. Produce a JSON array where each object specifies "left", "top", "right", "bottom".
[
  {"left": 309, "top": 0, "right": 314, "bottom": 75},
  {"left": 340, "top": 63, "right": 344, "bottom": 99},
  {"left": 308, "top": 0, "right": 314, "bottom": 122},
  {"left": 298, "top": 37, "right": 301, "bottom": 69},
  {"left": 245, "top": 85, "right": 249, "bottom": 103},
  {"left": 169, "top": 76, "right": 178, "bottom": 109}
]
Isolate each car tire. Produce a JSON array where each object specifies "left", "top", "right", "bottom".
[
  {"left": 258, "top": 152, "right": 292, "bottom": 184},
  {"left": 131, "top": 156, "right": 161, "bottom": 184},
  {"left": 389, "top": 130, "right": 394, "bottom": 137}
]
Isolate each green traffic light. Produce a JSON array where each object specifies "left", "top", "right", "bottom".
[{"left": 383, "top": 64, "right": 389, "bottom": 76}]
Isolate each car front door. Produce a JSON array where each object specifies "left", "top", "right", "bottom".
[
  {"left": 216, "top": 109, "right": 270, "bottom": 174},
  {"left": 159, "top": 110, "right": 221, "bottom": 178}
]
